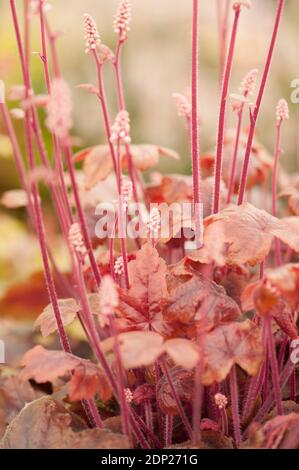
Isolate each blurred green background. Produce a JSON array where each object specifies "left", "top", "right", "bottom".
[{"left": 0, "top": 0, "right": 299, "bottom": 291}]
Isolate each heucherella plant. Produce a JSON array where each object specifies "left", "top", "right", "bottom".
[{"left": 2, "top": 0, "right": 299, "bottom": 451}]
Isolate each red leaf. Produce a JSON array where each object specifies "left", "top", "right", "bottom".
[
  {"left": 157, "top": 367, "right": 193, "bottom": 415},
  {"left": 117, "top": 243, "right": 170, "bottom": 334},
  {"left": 69, "top": 364, "right": 112, "bottom": 402}
]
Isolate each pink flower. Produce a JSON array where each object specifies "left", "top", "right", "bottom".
[
  {"left": 214, "top": 393, "right": 228, "bottom": 409},
  {"left": 124, "top": 388, "right": 133, "bottom": 403},
  {"left": 113, "top": 0, "right": 132, "bottom": 42},
  {"left": 121, "top": 179, "right": 133, "bottom": 209},
  {"left": 276, "top": 98, "right": 289, "bottom": 123},
  {"left": 68, "top": 223, "right": 87, "bottom": 257},
  {"left": 146, "top": 207, "right": 161, "bottom": 234},
  {"left": 110, "top": 110, "right": 131, "bottom": 145},
  {"left": 172, "top": 93, "right": 191, "bottom": 121},
  {"left": 114, "top": 256, "right": 124, "bottom": 276},
  {"left": 240, "top": 69, "right": 258, "bottom": 97},
  {"left": 84, "top": 14, "right": 101, "bottom": 54},
  {"left": 46, "top": 78, "right": 73, "bottom": 140}
]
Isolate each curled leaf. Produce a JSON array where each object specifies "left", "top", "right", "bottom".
[
  {"left": 0, "top": 397, "right": 128, "bottom": 449},
  {"left": 163, "top": 273, "right": 241, "bottom": 333},
  {"left": 20, "top": 346, "right": 111, "bottom": 402},
  {"left": 203, "top": 203, "right": 299, "bottom": 266}
]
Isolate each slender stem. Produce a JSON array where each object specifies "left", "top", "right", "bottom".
[
  {"left": 272, "top": 122, "right": 283, "bottom": 266},
  {"left": 217, "top": 0, "right": 231, "bottom": 88},
  {"left": 227, "top": 104, "right": 244, "bottom": 203},
  {"left": 109, "top": 316, "right": 131, "bottom": 440},
  {"left": 113, "top": 42, "right": 139, "bottom": 203},
  {"left": 266, "top": 316, "right": 283, "bottom": 415},
  {"left": 192, "top": 323, "right": 205, "bottom": 443},
  {"left": 248, "top": 358, "right": 294, "bottom": 427},
  {"left": 64, "top": 145, "right": 102, "bottom": 287},
  {"left": 45, "top": 18, "right": 61, "bottom": 78},
  {"left": 93, "top": 54, "right": 119, "bottom": 186},
  {"left": 144, "top": 401, "right": 153, "bottom": 433},
  {"left": 290, "top": 368, "right": 296, "bottom": 402},
  {"left": 38, "top": 1, "right": 74, "bottom": 227},
  {"left": 10, "top": 0, "right": 103, "bottom": 430},
  {"left": 238, "top": 0, "right": 285, "bottom": 205},
  {"left": 164, "top": 415, "right": 173, "bottom": 448},
  {"left": 213, "top": 5, "right": 241, "bottom": 214},
  {"left": 220, "top": 407, "right": 228, "bottom": 436},
  {"left": 191, "top": 0, "right": 202, "bottom": 247},
  {"left": 229, "top": 365, "right": 241, "bottom": 447},
  {"left": 161, "top": 357, "right": 193, "bottom": 440}
]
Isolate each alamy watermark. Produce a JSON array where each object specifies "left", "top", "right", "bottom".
[
  {"left": 290, "top": 79, "right": 299, "bottom": 104},
  {"left": 94, "top": 201, "right": 203, "bottom": 243}
]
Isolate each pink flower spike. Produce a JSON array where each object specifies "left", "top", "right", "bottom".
[
  {"left": 146, "top": 207, "right": 161, "bottom": 234},
  {"left": 240, "top": 68, "right": 258, "bottom": 97},
  {"left": 276, "top": 98, "right": 289, "bottom": 124},
  {"left": 46, "top": 78, "right": 73, "bottom": 140},
  {"left": 234, "top": 0, "right": 252, "bottom": 9},
  {"left": 114, "top": 256, "right": 124, "bottom": 276},
  {"left": 124, "top": 388, "right": 133, "bottom": 404},
  {"left": 121, "top": 179, "right": 133, "bottom": 209},
  {"left": 110, "top": 110, "right": 131, "bottom": 145},
  {"left": 99, "top": 275, "right": 119, "bottom": 317},
  {"left": 214, "top": 393, "right": 228, "bottom": 409},
  {"left": 172, "top": 93, "right": 191, "bottom": 120},
  {"left": 113, "top": 0, "right": 132, "bottom": 42},
  {"left": 84, "top": 14, "right": 101, "bottom": 54},
  {"left": 68, "top": 223, "right": 87, "bottom": 257}
]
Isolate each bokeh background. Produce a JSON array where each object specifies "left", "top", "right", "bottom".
[{"left": 0, "top": 0, "right": 298, "bottom": 298}]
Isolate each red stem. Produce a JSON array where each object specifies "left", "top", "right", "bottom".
[
  {"left": 272, "top": 121, "right": 283, "bottom": 266},
  {"left": 229, "top": 365, "right": 241, "bottom": 447},
  {"left": 213, "top": 5, "right": 241, "bottom": 214},
  {"left": 161, "top": 358, "right": 193, "bottom": 440},
  {"left": 191, "top": 0, "right": 202, "bottom": 247},
  {"left": 64, "top": 145, "right": 102, "bottom": 287},
  {"left": 113, "top": 41, "right": 139, "bottom": 204},
  {"left": 266, "top": 316, "right": 283, "bottom": 415},
  {"left": 164, "top": 415, "right": 173, "bottom": 448},
  {"left": 227, "top": 104, "right": 244, "bottom": 203},
  {"left": 238, "top": 0, "right": 285, "bottom": 205}
]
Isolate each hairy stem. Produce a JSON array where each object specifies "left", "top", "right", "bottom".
[
  {"left": 230, "top": 365, "right": 241, "bottom": 447},
  {"left": 161, "top": 357, "right": 193, "bottom": 440},
  {"left": 272, "top": 122, "right": 283, "bottom": 266},
  {"left": 213, "top": 4, "right": 241, "bottom": 214},
  {"left": 266, "top": 316, "right": 283, "bottom": 415},
  {"left": 227, "top": 104, "right": 244, "bottom": 203},
  {"left": 191, "top": 0, "right": 202, "bottom": 247},
  {"left": 238, "top": 0, "right": 285, "bottom": 205}
]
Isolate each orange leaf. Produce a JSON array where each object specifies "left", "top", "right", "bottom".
[
  {"left": 34, "top": 298, "right": 79, "bottom": 337},
  {"left": 202, "top": 320, "right": 263, "bottom": 385},
  {"left": 20, "top": 346, "right": 111, "bottom": 401},
  {"left": 162, "top": 273, "right": 241, "bottom": 332},
  {"left": 203, "top": 203, "right": 299, "bottom": 266}
]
